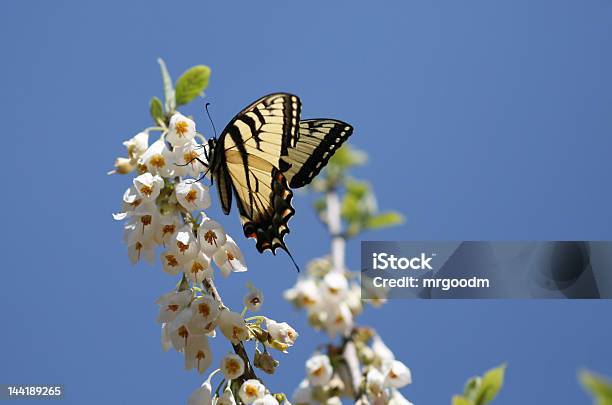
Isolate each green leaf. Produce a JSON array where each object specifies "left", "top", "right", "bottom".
[
  {"left": 175, "top": 65, "right": 211, "bottom": 106},
  {"left": 345, "top": 179, "right": 370, "bottom": 200},
  {"left": 157, "top": 58, "right": 175, "bottom": 113},
  {"left": 463, "top": 376, "right": 482, "bottom": 401},
  {"left": 328, "top": 144, "right": 367, "bottom": 170},
  {"left": 365, "top": 211, "right": 404, "bottom": 229},
  {"left": 149, "top": 96, "right": 164, "bottom": 125},
  {"left": 452, "top": 396, "right": 473, "bottom": 405},
  {"left": 474, "top": 364, "right": 506, "bottom": 405},
  {"left": 580, "top": 370, "right": 612, "bottom": 405}
]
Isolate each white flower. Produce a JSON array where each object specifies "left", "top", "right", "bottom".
[
  {"left": 198, "top": 218, "right": 227, "bottom": 254},
  {"left": 252, "top": 394, "right": 279, "bottom": 405},
  {"left": 238, "top": 379, "right": 265, "bottom": 404},
  {"left": 125, "top": 226, "right": 156, "bottom": 265},
  {"left": 176, "top": 180, "right": 211, "bottom": 212},
  {"left": 324, "top": 302, "right": 353, "bottom": 338},
  {"left": 243, "top": 284, "right": 264, "bottom": 312},
  {"left": 218, "top": 310, "right": 249, "bottom": 345},
  {"left": 109, "top": 156, "right": 134, "bottom": 175},
  {"left": 123, "top": 131, "right": 149, "bottom": 161},
  {"left": 185, "top": 251, "right": 212, "bottom": 284},
  {"left": 160, "top": 250, "right": 182, "bottom": 276},
  {"left": 167, "top": 113, "right": 196, "bottom": 146},
  {"left": 305, "top": 354, "right": 333, "bottom": 387},
  {"left": 188, "top": 372, "right": 215, "bottom": 405},
  {"left": 173, "top": 224, "right": 199, "bottom": 262},
  {"left": 215, "top": 387, "right": 237, "bottom": 405},
  {"left": 155, "top": 213, "right": 181, "bottom": 246},
  {"left": 156, "top": 289, "right": 193, "bottom": 324},
  {"left": 372, "top": 335, "right": 395, "bottom": 368},
  {"left": 284, "top": 279, "right": 321, "bottom": 310},
  {"left": 168, "top": 309, "right": 193, "bottom": 352},
  {"left": 139, "top": 139, "right": 174, "bottom": 177},
  {"left": 133, "top": 172, "right": 164, "bottom": 202},
  {"left": 213, "top": 235, "right": 247, "bottom": 277},
  {"left": 384, "top": 360, "right": 412, "bottom": 388},
  {"left": 321, "top": 272, "right": 349, "bottom": 303},
  {"left": 266, "top": 319, "right": 298, "bottom": 347},
  {"left": 292, "top": 379, "right": 312, "bottom": 405},
  {"left": 220, "top": 353, "right": 245, "bottom": 380},
  {"left": 366, "top": 368, "right": 385, "bottom": 397},
  {"left": 173, "top": 140, "right": 208, "bottom": 178},
  {"left": 185, "top": 334, "right": 213, "bottom": 374},
  {"left": 189, "top": 296, "right": 220, "bottom": 335}
]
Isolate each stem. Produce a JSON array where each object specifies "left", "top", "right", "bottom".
[
  {"left": 202, "top": 276, "right": 259, "bottom": 381},
  {"left": 326, "top": 189, "right": 345, "bottom": 272},
  {"left": 324, "top": 189, "right": 361, "bottom": 398}
]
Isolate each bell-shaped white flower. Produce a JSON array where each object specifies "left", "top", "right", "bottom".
[
  {"left": 185, "top": 251, "right": 213, "bottom": 284},
  {"left": 218, "top": 310, "right": 249, "bottom": 345},
  {"left": 156, "top": 289, "right": 193, "bottom": 324},
  {"left": 384, "top": 360, "right": 412, "bottom": 388},
  {"left": 213, "top": 236, "right": 247, "bottom": 277},
  {"left": 167, "top": 113, "right": 196, "bottom": 146},
  {"left": 160, "top": 250, "right": 182, "bottom": 276},
  {"left": 173, "top": 140, "right": 208, "bottom": 178},
  {"left": 252, "top": 394, "right": 279, "bottom": 405},
  {"left": 173, "top": 224, "right": 199, "bottom": 262},
  {"left": 125, "top": 225, "right": 156, "bottom": 265},
  {"left": 185, "top": 334, "right": 213, "bottom": 374},
  {"left": 292, "top": 379, "right": 312, "bottom": 405},
  {"left": 243, "top": 284, "right": 264, "bottom": 312},
  {"left": 266, "top": 319, "right": 298, "bottom": 347},
  {"left": 123, "top": 131, "right": 149, "bottom": 161},
  {"left": 169, "top": 307, "right": 194, "bottom": 352},
  {"left": 198, "top": 218, "right": 227, "bottom": 254},
  {"left": 216, "top": 386, "right": 237, "bottom": 405},
  {"left": 372, "top": 334, "right": 395, "bottom": 368},
  {"left": 305, "top": 354, "right": 333, "bottom": 387},
  {"left": 366, "top": 368, "right": 385, "bottom": 397},
  {"left": 220, "top": 353, "right": 245, "bottom": 380},
  {"left": 188, "top": 296, "right": 220, "bottom": 335},
  {"left": 324, "top": 302, "right": 353, "bottom": 338},
  {"left": 139, "top": 139, "right": 175, "bottom": 177},
  {"left": 133, "top": 172, "right": 164, "bottom": 202},
  {"left": 155, "top": 213, "right": 181, "bottom": 246},
  {"left": 238, "top": 379, "right": 265, "bottom": 404},
  {"left": 176, "top": 180, "right": 211, "bottom": 212},
  {"left": 284, "top": 279, "right": 321, "bottom": 310},
  {"left": 321, "top": 272, "right": 349, "bottom": 303}
]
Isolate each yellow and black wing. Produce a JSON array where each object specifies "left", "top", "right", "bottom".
[
  {"left": 282, "top": 119, "right": 354, "bottom": 188},
  {"left": 218, "top": 93, "right": 300, "bottom": 256}
]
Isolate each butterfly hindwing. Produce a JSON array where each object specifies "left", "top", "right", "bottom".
[{"left": 282, "top": 119, "right": 354, "bottom": 188}]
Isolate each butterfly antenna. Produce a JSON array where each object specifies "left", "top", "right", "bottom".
[
  {"left": 282, "top": 246, "right": 300, "bottom": 272},
  {"left": 205, "top": 102, "right": 218, "bottom": 139}
]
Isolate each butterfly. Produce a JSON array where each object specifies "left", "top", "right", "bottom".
[{"left": 201, "top": 93, "right": 353, "bottom": 270}]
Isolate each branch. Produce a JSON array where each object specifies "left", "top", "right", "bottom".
[
  {"left": 325, "top": 189, "right": 361, "bottom": 398},
  {"left": 202, "top": 276, "right": 258, "bottom": 381}
]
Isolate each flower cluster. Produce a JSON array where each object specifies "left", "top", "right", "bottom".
[
  {"left": 284, "top": 257, "right": 385, "bottom": 339},
  {"left": 292, "top": 331, "right": 413, "bottom": 405},
  {"left": 112, "top": 109, "right": 297, "bottom": 404}
]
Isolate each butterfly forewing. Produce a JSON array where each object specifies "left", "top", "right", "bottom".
[{"left": 283, "top": 119, "right": 354, "bottom": 188}]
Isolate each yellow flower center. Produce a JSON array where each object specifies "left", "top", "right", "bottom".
[
  {"left": 312, "top": 366, "right": 324, "bottom": 377},
  {"left": 191, "top": 261, "right": 204, "bottom": 274},
  {"left": 150, "top": 154, "right": 166, "bottom": 168},
  {"left": 185, "top": 189, "right": 198, "bottom": 203},
  {"left": 139, "top": 185, "right": 153, "bottom": 196},
  {"left": 203, "top": 230, "right": 218, "bottom": 246},
  {"left": 177, "top": 241, "right": 189, "bottom": 253},
  {"left": 166, "top": 304, "right": 180, "bottom": 312},
  {"left": 175, "top": 120, "right": 189, "bottom": 136},
  {"left": 245, "top": 385, "right": 258, "bottom": 397},
  {"left": 198, "top": 303, "right": 210, "bottom": 317},
  {"left": 165, "top": 254, "right": 178, "bottom": 267},
  {"left": 226, "top": 359, "right": 241, "bottom": 375},
  {"left": 184, "top": 150, "right": 199, "bottom": 165}
]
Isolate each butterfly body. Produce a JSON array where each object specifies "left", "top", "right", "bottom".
[{"left": 206, "top": 93, "right": 353, "bottom": 268}]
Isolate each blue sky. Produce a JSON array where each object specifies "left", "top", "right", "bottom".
[{"left": 1, "top": 0, "right": 612, "bottom": 404}]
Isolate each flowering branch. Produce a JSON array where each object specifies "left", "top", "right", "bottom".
[{"left": 110, "top": 59, "right": 298, "bottom": 405}]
